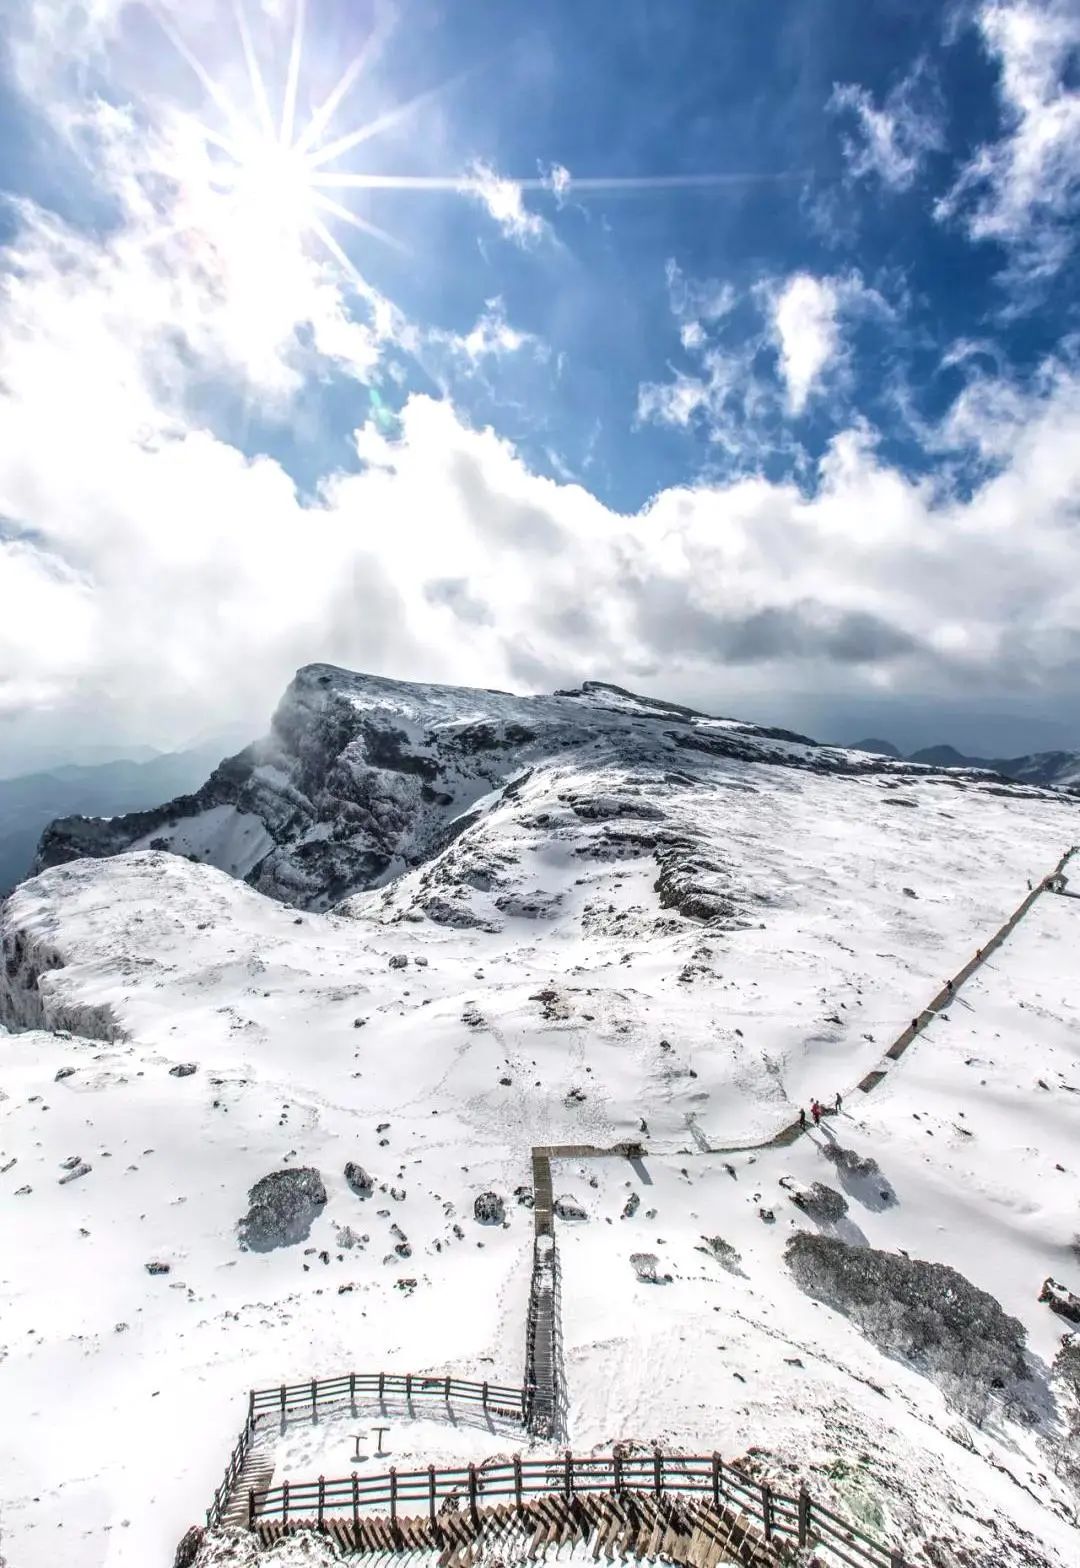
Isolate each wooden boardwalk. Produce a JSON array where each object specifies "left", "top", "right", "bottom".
[
  {"left": 525, "top": 1143, "right": 644, "bottom": 1437},
  {"left": 255, "top": 1488, "right": 795, "bottom": 1567},
  {"left": 691, "top": 846, "right": 1078, "bottom": 1154}
]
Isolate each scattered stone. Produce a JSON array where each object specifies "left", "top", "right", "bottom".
[
  {"left": 414, "top": 956, "right": 429, "bottom": 967},
  {"left": 353, "top": 1017, "right": 366, "bottom": 1028},
  {"left": 388, "top": 954, "right": 408, "bottom": 970},
  {"left": 54, "top": 1066, "right": 75, "bottom": 1081},
  {"left": 1040, "top": 1276, "right": 1080, "bottom": 1324},
  {"left": 145, "top": 1261, "right": 171, "bottom": 1276},
  {"left": 621, "top": 1192, "right": 641, "bottom": 1219},
  {"left": 514, "top": 1186, "right": 534, "bottom": 1208},
  {"left": 59, "top": 1162, "right": 91, "bottom": 1185},
  {"left": 554, "top": 1194, "right": 588, "bottom": 1221},
  {"left": 344, "top": 1162, "right": 374, "bottom": 1197},
  {"left": 390, "top": 1186, "right": 406, "bottom": 1202},
  {"left": 169, "top": 1063, "right": 198, "bottom": 1078},
  {"left": 787, "top": 1180, "right": 849, "bottom": 1224},
  {"left": 902, "top": 887, "right": 918, "bottom": 898},
  {"left": 474, "top": 1191, "right": 506, "bottom": 1225},
  {"left": 14, "top": 1184, "right": 31, "bottom": 1196}
]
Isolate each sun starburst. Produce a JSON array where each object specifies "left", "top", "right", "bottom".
[{"left": 155, "top": 0, "right": 795, "bottom": 283}]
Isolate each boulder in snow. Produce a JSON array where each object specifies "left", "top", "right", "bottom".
[
  {"left": 388, "top": 954, "right": 408, "bottom": 969},
  {"left": 1040, "top": 1276, "right": 1080, "bottom": 1324},
  {"left": 169, "top": 1062, "right": 198, "bottom": 1078},
  {"left": 554, "top": 1194, "right": 588, "bottom": 1221},
  {"left": 474, "top": 1191, "right": 505, "bottom": 1224},
  {"left": 344, "top": 1162, "right": 374, "bottom": 1197},
  {"left": 238, "top": 1167, "right": 327, "bottom": 1252}
]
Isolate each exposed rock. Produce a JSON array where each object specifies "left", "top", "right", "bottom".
[
  {"left": 1040, "top": 1276, "right": 1080, "bottom": 1324},
  {"left": 344, "top": 1162, "right": 374, "bottom": 1197},
  {"left": 787, "top": 1180, "right": 849, "bottom": 1224},
  {"left": 238, "top": 1167, "right": 327, "bottom": 1251},
  {"left": 58, "top": 1161, "right": 91, "bottom": 1185},
  {"left": 621, "top": 1192, "right": 641, "bottom": 1219},
  {"left": 54, "top": 1065, "right": 75, "bottom": 1081},
  {"left": 172, "top": 1523, "right": 205, "bottom": 1568},
  {"left": 169, "top": 1062, "right": 198, "bottom": 1078},
  {"left": 474, "top": 1191, "right": 505, "bottom": 1224},
  {"left": 820, "top": 1142, "right": 880, "bottom": 1179},
  {"left": 514, "top": 1185, "right": 535, "bottom": 1208},
  {"left": 554, "top": 1194, "right": 588, "bottom": 1221},
  {"left": 388, "top": 954, "right": 408, "bottom": 970},
  {"left": 145, "top": 1260, "right": 171, "bottom": 1275}
]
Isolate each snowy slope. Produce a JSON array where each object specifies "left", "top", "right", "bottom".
[{"left": 2, "top": 668, "right": 1080, "bottom": 1568}]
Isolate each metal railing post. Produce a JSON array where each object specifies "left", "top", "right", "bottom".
[
  {"left": 429, "top": 1464, "right": 438, "bottom": 1535},
  {"left": 653, "top": 1447, "right": 663, "bottom": 1496},
  {"left": 317, "top": 1475, "right": 325, "bottom": 1532},
  {"left": 311, "top": 1377, "right": 318, "bottom": 1423},
  {"left": 564, "top": 1450, "right": 573, "bottom": 1500},
  {"left": 514, "top": 1453, "right": 523, "bottom": 1514},
  {"left": 389, "top": 1467, "right": 398, "bottom": 1536},
  {"left": 248, "top": 1488, "right": 255, "bottom": 1529},
  {"left": 711, "top": 1453, "right": 721, "bottom": 1511},
  {"left": 760, "top": 1481, "right": 772, "bottom": 1541},
  {"left": 282, "top": 1479, "right": 289, "bottom": 1523},
  {"left": 352, "top": 1472, "right": 359, "bottom": 1529}
]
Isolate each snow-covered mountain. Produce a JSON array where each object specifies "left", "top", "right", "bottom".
[
  {"left": 851, "top": 737, "right": 1080, "bottom": 791},
  {"left": 31, "top": 663, "right": 1067, "bottom": 916},
  {"left": 3, "top": 666, "right": 1080, "bottom": 1568}
]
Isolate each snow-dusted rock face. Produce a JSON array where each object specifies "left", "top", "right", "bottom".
[{"left": 29, "top": 664, "right": 1067, "bottom": 916}]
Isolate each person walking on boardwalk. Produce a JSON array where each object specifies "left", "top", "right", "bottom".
[
  {"left": 811, "top": 1100, "right": 822, "bottom": 1127},
  {"left": 834, "top": 1091, "right": 842, "bottom": 1114},
  {"left": 799, "top": 1107, "right": 807, "bottom": 1132},
  {"left": 945, "top": 978, "right": 954, "bottom": 996}
]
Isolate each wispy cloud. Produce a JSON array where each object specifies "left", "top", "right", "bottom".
[
  {"left": 460, "top": 160, "right": 550, "bottom": 246},
  {"left": 937, "top": 0, "right": 1080, "bottom": 275},
  {"left": 829, "top": 65, "right": 944, "bottom": 191}
]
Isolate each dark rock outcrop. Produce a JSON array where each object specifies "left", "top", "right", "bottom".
[{"left": 238, "top": 1167, "right": 327, "bottom": 1251}]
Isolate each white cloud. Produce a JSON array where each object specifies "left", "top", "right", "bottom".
[
  {"left": 938, "top": 0, "right": 1080, "bottom": 272},
  {"left": 768, "top": 272, "right": 893, "bottom": 415},
  {"left": 461, "top": 160, "right": 549, "bottom": 247},
  {"left": 6, "top": 151, "right": 1080, "bottom": 755},
  {"left": 771, "top": 275, "right": 844, "bottom": 414},
  {"left": 829, "top": 69, "right": 943, "bottom": 191}
]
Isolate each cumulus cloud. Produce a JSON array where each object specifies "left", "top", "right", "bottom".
[
  {"left": 768, "top": 272, "right": 893, "bottom": 415},
  {"left": 938, "top": 0, "right": 1080, "bottom": 274},
  {"left": 6, "top": 143, "right": 1080, "bottom": 755},
  {"left": 829, "top": 67, "right": 944, "bottom": 191},
  {"left": 461, "top": 160, "right": 550, "bottom": 246}
]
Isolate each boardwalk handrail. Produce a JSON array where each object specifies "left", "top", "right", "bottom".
[
  {"left": 248, "top": 1448, "right": 907, "bottom": 1567},
  {"left": 206, "top": 1370, "right": 528, "bottom": 1527},
  {"left": 250, "top": 1370, "right": 526, "bottom": 1419}
]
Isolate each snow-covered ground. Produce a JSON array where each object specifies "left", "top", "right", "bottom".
[{"left": 2, "top": 672, "right": 1079, "bottom": 1568}]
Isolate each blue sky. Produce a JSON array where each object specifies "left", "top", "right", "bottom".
[{"left": 1, "top": 0, "right": 1080, "bottom": 766}]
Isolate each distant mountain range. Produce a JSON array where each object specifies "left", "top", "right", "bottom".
[
  {"left": 0, "top": 736, "right": 252, "bottom": 895},
  {"left": 848, "top": 738, "right": 1080, "bottom": 789}
]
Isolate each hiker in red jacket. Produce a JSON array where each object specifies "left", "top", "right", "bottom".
[{"left": 811, "top": 1100, "right": 822, "bottom": 1126}]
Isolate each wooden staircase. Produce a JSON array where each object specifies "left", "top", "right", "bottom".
[{"left": 254, "top": 1487, "right": 800, "bottom": 1566}]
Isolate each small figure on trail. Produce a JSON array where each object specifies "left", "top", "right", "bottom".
[
  {"left": 976, "top": 948, "right": 982, "bottom": 960},
  {"left": 639, "top": 1117, "right": 649, "bottom": 1135},
  {"left": 945, "top": 979, "right": 954, "bottom": 995},
  {"left": 1027, "top": 879, "right": 1032, "bottom": 891},
  {"left": 798, "top": 1107, "right": 807, "bottom": 1132},
  {"left": 834, "top": 1091, "right": 842, "bottom": 1114},
  {"left": 811, "top": 1101, "right": 822, "bottom": 1126},
  {"left": 911, "top": 1017, "right": 919, "bottom": 1032}
]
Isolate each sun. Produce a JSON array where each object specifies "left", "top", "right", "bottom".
[{"left": 157, "top": 0, "right": 776, "bottom": 283}]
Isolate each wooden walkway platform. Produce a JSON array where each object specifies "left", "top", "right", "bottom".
[{"left": 255, "top": 1487, "right": 796, "bottom": 1566}]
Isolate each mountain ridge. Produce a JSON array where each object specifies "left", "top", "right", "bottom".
[{"left": 32, "top": 664, "right": 1067, "bottom": 914}]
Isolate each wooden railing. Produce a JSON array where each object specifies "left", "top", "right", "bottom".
[
  {"left": 249, "top": 1370, "right": 527, "bottom": 1423},
  {"left": 206, "top": 1371, "right": 527, "bottom": 1527},
  {"left": 248, "top": 1448, "right": 907, "bottom": 1567}
]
